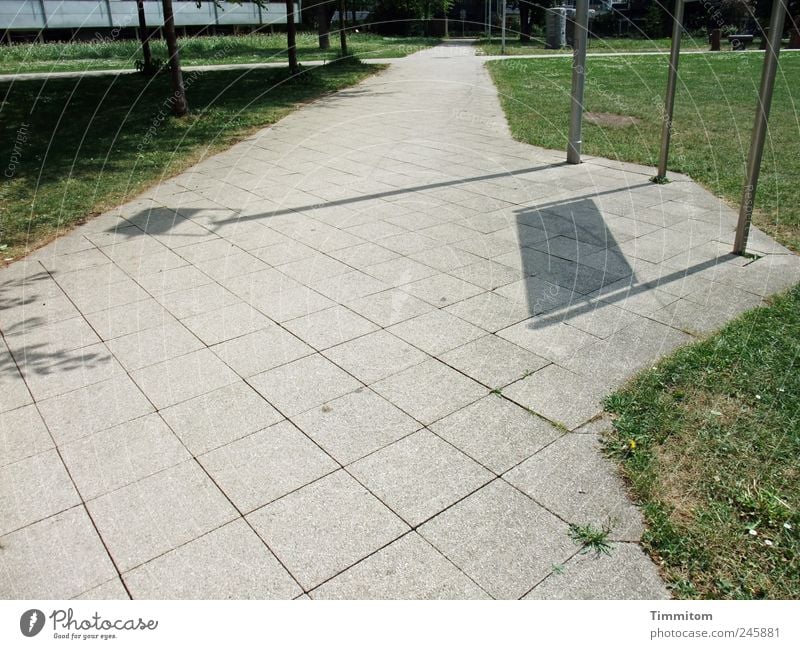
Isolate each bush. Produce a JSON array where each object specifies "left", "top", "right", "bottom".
[
  {"left": 370, "top": 1, "right": 419, "bottom": 36},
  {"left": 643, "top": 3, "right": 669, "bottom": 38}
]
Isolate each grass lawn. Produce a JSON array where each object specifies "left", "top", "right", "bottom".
[
  {"left": 605, "top": 285, "right": 800, "bottom": 598},
  {"left": 0, "top": 60, "right": 378, "bottom": 258},
  {"left": 487, "top": 52, "right": 800, "bottom": 252},
  {"left": 0, "top": 32, "right": 438, "bottom": 74},
  {"left": 476, "top": 36, "right": 703, "bottom": 56}
]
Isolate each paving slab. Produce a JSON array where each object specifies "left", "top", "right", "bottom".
[
  {"left": 159, "top": 381, "right": 283, "bottom": 455},
  {"left": 0, "top": 506, "right": 117, "bottom": 599},
  {"left": 248, "top": 353, "right": 362, "bottom": 417},
  {"left": 3, "top": 40, "right": 796, "bottom": 599},
  {"left": 322, "top": 329, "right": 429, "bottom": 384},
  {"left": 293, "top": 388, "right": 421, "bottom": 464},
  {"left": 503, "top": 363, "right": 606, "bottom": 429},
  {"left": 387, "top": 308, "right": 485, "bottom": 356},
  {"left": 0, "top": 404, "right": 54, "bottom": 468},
  {"left": 180, "top": 301, "right": 273, "bottom": 345},
  {"left": 130, "top": 348, "right": 240, "bottom": 410},
  {"left": 372, "top": 358, "right": 488, "bottom": 426},
  {"left": 210, "top": 324, "right": 314, "bottom": 378},
  {"left": 84, "top": 298, "right": 173, "bottom": 341},
  {"left": 198, "top": 420, "right": 338, "bottom": 512},
  {"left": 123, "top": 519, "right": 302, "bottom": 599},
  {"left": 525, "top": 542, "right": 669, "bottom": 599},
  {"left": 74, "top": 578, "right": 131, "bottom": 600},
  {"left": 431, "top": 395, "right": 562, "bottom": 474},
  {"left": 0, "top": 449, "right": 81, "bottom": 536},
  {"left": 87, "top": 460, "right": 238, "bottom": 572},
  {"left": 60, "top": 413, "right": 190, "bottom": 500},
  {"left": 349, "top": 429, "right": 493, "bottom": 526},
  {"left": 419, "top": 480, "right": 574, "bottom": 599},
  {"left": 106, "top": 319, "right": 204, "bottom": 371},
  {"left": 439, "top": 334, "right": 549, "bottom": 389},
  {"left": 247, "top": 470, "right": 409, "bottom": 590},
  {"left": 283, "top": 305, "right": 379, "bottom": 350},
  {"left": 505, "top": 433, "right": 645, "bottom": 541},
  {"left": 311, "top": 533, "right": 489, "bottom": 599},
  {"left": 37, "top": 374, "right": 155, "bottom": 446},
  {"left": 346, "top": 287, "right": 436, "bottom": 327},
  {"left": 17, "top": 342, "right": 126, "bottom": 402}
]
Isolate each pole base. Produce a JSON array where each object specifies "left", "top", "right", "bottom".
[{"left": 650, "top": 175, "right": 670, "bottom": 184}]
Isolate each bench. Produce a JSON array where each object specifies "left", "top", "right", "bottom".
[{"left": 727, "top": 34, "right": 754, "bottom": 50}]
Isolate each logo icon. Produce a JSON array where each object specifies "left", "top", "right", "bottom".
[{"left": 20, "top": 609, "right": 45, "bottom": 637}]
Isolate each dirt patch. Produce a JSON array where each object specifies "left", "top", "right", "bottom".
[{"left": 585, "top": 112, "right": 641, "bottom": 127}]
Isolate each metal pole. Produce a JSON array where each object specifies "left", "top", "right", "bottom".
[
  {"left": 733, "top": 0, "right": 788, "bottom": 255},
  {"left": 501, "top": 0, "right": 506, "bottom": 54},
  {"left": 567, "top": 0, "right": 589, "bottom": 164},
  {"left": 487, "top": 0, "right": 492, "bottom": 40},
  {"left": 654, "top": 0, "right": 685, "bottom": 182}
]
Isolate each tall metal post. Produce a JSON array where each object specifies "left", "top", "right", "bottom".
[
  {"left": 654, "top": 0, "right": 685, "bottom": 182},
  {"left": 501, "top": 0, "right": 506, "bottom": 54},
  {"left": 733, "top": 0, "right": 788, "bottom": 255},
  {"left": 566, "top": 0, "right": 589, "bottom": 164},
  {"left": 487, "top": 0, "right": 492, "bottom": 39}
]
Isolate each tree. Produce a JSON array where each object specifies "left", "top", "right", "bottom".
[
  {"left": 516, "top": 0, "right": 555, "bottom": 42},
  {"left": 339, "top": 0, "right": 349, "bottom": 55},
  {"left": 370, "top": 0, "right": 453, "bottom": 35},
  {"left": 286, "top": 0, "right": 300, "bottom": 73},
  {"left": 519, "top": 1, "right": 531, "bottom": 41},
  {"left": 161, "top": 0, "right": 188, "bottom": 116},
  {"left": 316, "top": 1, "right": 337, "bottom": 49},
  {"left": 135, "top": 0, "right": 155, "bottom": 73}
]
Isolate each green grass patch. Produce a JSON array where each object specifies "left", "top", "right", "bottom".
[
  {"left": 487, "top": 52, "right": 800, "bottom": 252},
  {"left": 569, "top": 522, "right": 613, "bottom": 557},
  {"left": 476, "top": 36, "right": 701, "bottom": 56},
  {"left": 0, "top": 60, "right": 378, "bottom": 257},
  {"left": 0, "top": 32, "right": 438, "bottom": 74},
  {"left": 604, "top": 285, "right": 800, "bottom": 598}
]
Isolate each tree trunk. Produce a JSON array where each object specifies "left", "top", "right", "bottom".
[
  {"left": 161, "top": 0, "right": 188, "bottom": 116},
  {"left": 339, "top": 0, "right": 348, "bottom": 55},
  {"left": 790, "top": 17, "right": 800, "bottom": 48},
  {"left": 317, "top": 3, "right": 331, "bottom": 49},
  {"left": 520, "top": 4, "right": 531, "bottom": 42},
  {"left": 286, "top": 0, "right": 300, "bottom": 74},
  {"left": 135, "top": 0, "right": 153, "bottom": 70}
]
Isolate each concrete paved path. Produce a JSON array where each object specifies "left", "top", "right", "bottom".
[{"left": 2, "top": 41, "right": 798, "bottom": 600}]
